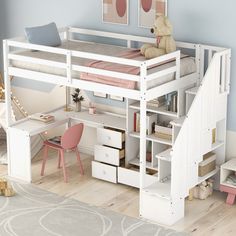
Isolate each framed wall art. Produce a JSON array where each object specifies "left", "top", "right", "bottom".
[
  {"left": 102, "top": 0, "right": 129, "bottom": 25},
  {"left": 138, "top": 0, "right": 167, "bottom": 28}
]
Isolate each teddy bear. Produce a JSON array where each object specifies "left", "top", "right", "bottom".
[
  {"left": 141, "top": 14, "right": 176, "bottom": 59},
  {"left": 0, "top": 178, "right": 15, "bottom": 197},
  {"left": 192, "top": 180, "right": 213, "bottom": 200}
]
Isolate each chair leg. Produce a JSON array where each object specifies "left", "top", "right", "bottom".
[
  {"left": 41, "top": 145, "right": 49, "bottom": 176},
  {"left": 60, "top": 150, "right": 68, "bottom": 183},
  {"left": 57, "top": 151, "right": 61, "bottom": 169},
  {"left": 75, "top": 148, "right": 84, "bottom": 175},
  {"left": 226, "top": 193, "right": 236, "bottom": 205}
]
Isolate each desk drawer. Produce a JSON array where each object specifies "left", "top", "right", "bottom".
[
  {"left": 97, "top": 128, "right": 125, "bottom": 149},
  {"left": 94, "top": 145, "right": 124, "bottom": 166},
  {"left": 118, "top": 167, "right": 157, "bottom": 188},
  {"left": 92, "top": 161, "right": 117, "bottom": 183}
]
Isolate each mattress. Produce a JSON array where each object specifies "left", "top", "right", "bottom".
[{"left": 11, "top": 40, "right": 196, "bottom": 89}]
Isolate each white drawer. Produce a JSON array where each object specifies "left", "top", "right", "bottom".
[
  {"left": 97, "top": 128, "right": 125, "bottom": 149},
  {"left": 94, "top": 145, "right": 124, "bottom": 166},
  {"left": 118, "top": 167, "right": 157, "bottom": 188},
  {"left": 92, "top": 161, "right": 117, "bottom": 183}
]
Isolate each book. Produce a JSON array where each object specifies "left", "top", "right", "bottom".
[
  {"left": 134, "top": 112, "right": 137, "bottom": 132},
  {"left": 135, "top": 112, "right": 157, "bottom": 135},
  {"left": 47, "top": 136, "right": 61, "bottom": 145},
  {"left": 147, "top": 95, "right": 166, "bottom": 108},
  {"left": 30, "top": 113, "right": 55, "bottom": 123}
]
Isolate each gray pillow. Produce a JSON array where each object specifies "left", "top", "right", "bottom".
[{"left": 25, "top": 22, "right": 61, "bottom": 47}]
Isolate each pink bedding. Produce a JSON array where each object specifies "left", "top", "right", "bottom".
[
  {"left": 80, "top": 50, "right": 190, "bottom": 89},
  {"left": 80, "top": 50, "right": 143, "bottom": 89}
]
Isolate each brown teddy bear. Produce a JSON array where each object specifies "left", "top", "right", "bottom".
[
  {"left": 141, "top": 14, "right": 176, "bottom": 59},
  {"left": 0, "top": 178, "right": 15, "bottom": 197}
]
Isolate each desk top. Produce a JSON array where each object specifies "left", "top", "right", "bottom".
[{"left": 10, "top": 108, "right": 126, "bottom": 136}]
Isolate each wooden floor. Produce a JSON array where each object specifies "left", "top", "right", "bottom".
[{"left": 1, "top": 149, "right": 236, "bottom": 235}]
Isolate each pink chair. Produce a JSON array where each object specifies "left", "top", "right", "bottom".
[{"left": 41, "top": 123, "right": 84, "bottom": 182}]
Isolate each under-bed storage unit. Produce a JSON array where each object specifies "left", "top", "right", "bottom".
[
  {"left": 92, "top": 126, "right": 126, "bottom": 183},
  {"left": 3, "top": 27, "right": 231, "bottom": 225}
]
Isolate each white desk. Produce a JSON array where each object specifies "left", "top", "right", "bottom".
[{"left": 8, "top": 107, "right": 126, "bottom": 182}]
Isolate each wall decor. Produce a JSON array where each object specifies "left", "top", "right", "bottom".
[
  {"left": 109, "top": 94, "right": 124, "bottom": 102},
  {"left": 138, "top": 0, "right": 167, "bottom": 28},
  {"left": 93, "top": 92, "right": 107, "bottom": 98},
  {"left": 102, "top": 0, "right": 129, "bottom": 25}
]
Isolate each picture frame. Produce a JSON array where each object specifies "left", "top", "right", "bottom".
[
  {"left": 138, "top": 0, "right": 168, "bottom": 28},
  {"left": 102, "top": 0, "right": 129, "bottom": 25},
  {"left": 109, "top": 94, "right": 124, "bottom": 102},
  {"left": 93, "top": 92, "right": 107, "bottom": 98}
]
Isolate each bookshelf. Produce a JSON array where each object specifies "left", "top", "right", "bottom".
[{"left": 129, "top": 102, "right": 178, "bottom": 118}]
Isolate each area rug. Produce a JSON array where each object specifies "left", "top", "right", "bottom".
[{"left": 0, "top": 182, "right": 187, "bottom": 236}]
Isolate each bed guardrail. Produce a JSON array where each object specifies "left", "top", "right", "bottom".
[{"left": 4, "top": 27, "right": 223, "bottom": 103}]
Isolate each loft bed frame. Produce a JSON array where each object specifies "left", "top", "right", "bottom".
[{"left": 3, "top": 27, "right": 231, "bottom": 225}]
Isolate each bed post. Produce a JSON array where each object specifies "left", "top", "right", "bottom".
[
  {"left": 3, "top": 40, "right": 12, "bottom": 127},
  {"left": 139, "top": 62, "right": 147, "bottom": 217},
  {"left": 3, "top": 39, "right": 13, "bottom": 176}
]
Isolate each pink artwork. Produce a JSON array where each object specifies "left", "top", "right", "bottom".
[
  {"left": 139, "top": 0, "right": 167, "bottom": 28},
  {"left": 141, "top": 0, "right": 152, "bottom": 12},
  {"left": 103, "top": 0, "right": 129, "bottom": 25}
]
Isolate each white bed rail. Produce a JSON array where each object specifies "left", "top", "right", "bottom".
[{"left": 4, "top": 28, "right": 195, "bottom": 96}]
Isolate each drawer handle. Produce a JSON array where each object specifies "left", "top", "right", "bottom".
[
  {"left": 105, "top": 153, "right": 109, "bottom": 158},
  {"left": 103, "top": 170, "right": 106, "bottom": 175},
  {"left": 106, "top": 136, "right": 111, "bottom": 141}
]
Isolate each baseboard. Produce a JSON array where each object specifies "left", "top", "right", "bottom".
[{"left": 78, "top": 145, "right": 94, "bottom": 156}]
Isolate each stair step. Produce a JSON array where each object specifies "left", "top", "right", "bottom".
[
  {"left": 185, "top": 86, "right": 199, "bottom": 95},
  {"left": 156, "top": 148, "right": 172, "bottom": 162}
]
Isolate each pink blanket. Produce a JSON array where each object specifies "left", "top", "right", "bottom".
[
  {"left": 80, "top": 50, "right": 143, "bottom": 89},
  {"left": 80, "top": 50, "right": 189, "bottom": 89}
]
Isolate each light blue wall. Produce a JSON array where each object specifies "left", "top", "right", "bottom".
[{"left": 0, "top": 0, "right": 236, "bottom": 130}]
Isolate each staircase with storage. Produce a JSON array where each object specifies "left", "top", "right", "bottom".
[{"left": 139, "top": 48, "right": 231, "bottom": 225}]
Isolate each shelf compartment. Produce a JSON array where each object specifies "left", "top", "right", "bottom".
[
  {"left": 211, "top": 140, "right": 224, "bottom": 151},
  {"left": 170, "top": 116, "right": 186, "bottom": 128},
  {"left": 129, "top": 132, "right": 172, "bottom": 145},
  {"left": 156, "top": 148, "right": 172, "bottom": 162},
  {"left": 185, "top": 86, "right": 199, "bottom": 95},
  {"left": 129, "top": 102, "right": 178, "bottom": 118},
  {"left": 143, "top": 179, "right": 171, "bottom": 200},
  {"left": 198, "top": 166, "right": 219, "bottom": 184},
  {"left": 129, "top": 157, "right": 158, "bottom": 171}
]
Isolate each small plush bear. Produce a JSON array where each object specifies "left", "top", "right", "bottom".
[
  {"left": 141, "top": 14, "right": 176, "bottom": 59},
  {"left": 0, "top": 178, "right": 15, "bottom": 197}
]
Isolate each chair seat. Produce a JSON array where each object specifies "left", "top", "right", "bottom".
[{"left": 44, "top": 140, "right": 63, "bottom": 150}]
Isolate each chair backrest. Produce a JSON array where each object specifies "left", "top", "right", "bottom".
[{"left": 61, "top": 123, "right": 84, "bottom": 150}]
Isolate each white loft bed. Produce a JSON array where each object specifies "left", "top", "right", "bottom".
[{"left": 3, "top": 27, "right": 231, "bottom": 225}]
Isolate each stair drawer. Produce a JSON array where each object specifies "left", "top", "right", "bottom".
[
  {"left": 97, "top": 128, "right": 125, "bottom": 149},
  {"left": 94, "top": 145, "right": 124, "bottom": 166},
  {"left": 118, "top": 167, "right": 157, "bottom": 188},
  {"left": 92, "top": 161, "right": 117, "bottom": 183}
]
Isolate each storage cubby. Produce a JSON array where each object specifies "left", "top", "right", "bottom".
[
  {"left": 185, "top": 86, "right": 199, "bottom": 113},
  {"left": 220, "top": 159, "right": 236, "bottom": 188}
]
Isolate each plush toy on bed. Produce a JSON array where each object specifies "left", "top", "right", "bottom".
[{"left": 141, "top": 14, "right": 176, "bottom": 59}]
